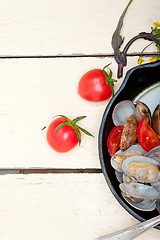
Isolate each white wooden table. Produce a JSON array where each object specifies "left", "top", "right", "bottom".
[{"left": 0, "top": 0, "right": 160, "bottom": 239}]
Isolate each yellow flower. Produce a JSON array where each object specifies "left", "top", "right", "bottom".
[
  {"left": 153, "top": 22, "right": 160, "bottom": 28},
  {"left": 149, "top": 56, "right": 160, "bottom": 62},
  {"left": 137, "top": 57, "right": 144, "bottom": 64}
]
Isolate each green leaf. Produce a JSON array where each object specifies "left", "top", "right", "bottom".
[
  {"left": 109, "top": 83, "right": 114, "bottom": 96},
  {"left": 111, "top": 0, "right": 133, "bottom": 51},
  {"left": 72, "top": 116, "right": 87, "bottom": 125},
  {"left": 109, "top": 69, "right": 112, "bottom": 79},
  {"left": 102, "top": 63, "right": 116, "bottom": 96},
  {"left": 76, "top": 125, "right": 94, "bottom": 137},
  {"left": 54, "top": 122, "right": 70, "bottom": 133},
  {"left": 55, "top": 115, "right": 71, "bottom": 122},
  {"left": 103, "top": 63, "right": 111, "bottom": 71},
  {"left": 109, "top": 79, "right": 117, "bottom": 83},
  {"left": 103, "top": 69, "right": 109, "bottom": 84},
  {"left": 73, "top": 126, "right": 81, "bottom": 145}
]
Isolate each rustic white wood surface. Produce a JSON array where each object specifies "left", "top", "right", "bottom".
[
  {"left": 0, "top": 0, "right": 160, "bottom": 239},
  {"left": 0, "top": 174, "right": 159, "bottom": 240},
  {"left": 0, "top": 0, "right": 159, "bottom": 55},
  {"left": 0, "top": 56, "right": 146, "bottom": 168}
]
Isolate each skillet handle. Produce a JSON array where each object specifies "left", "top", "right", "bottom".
[{"left": 96, "top": 215, "right": 160, "bottom": 240}]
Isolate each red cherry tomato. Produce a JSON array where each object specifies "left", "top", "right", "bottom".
[
  {"left": 78, "top": 69, "right": 113, "bottom": 102},
  {"left": 47, "top": 118, "right": 79, "bottom": 153},
  {"left": 107, "top": 126, "right": 123, "bottom": 156},
  {"left": 138, "top": 117, "right": 160, "bottom": 152}
]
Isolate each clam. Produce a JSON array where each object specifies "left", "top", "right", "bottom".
[
  {"left": 134, "top": 101, "right": 151, "bottom": 124},
  {"left": 110, "top": 99, "right": 160, "bottom": 212},
  {"left": 145, "top": 146, "right": 160, "bottom": 162},
  {"left": 122, "top": 156, "right": 160, "bottom": 183},
  {"left": 156, "top": 199, "right": 160, "bottom": 214},
  {"left": 111, "top": 154, "right": 126, "bottom": 172},
  {"left": 123, "top": 173, "right": 132, "bottom": 183},
  {"left": 111, "top": 144, "right": 146, "bottom": 172},
  {"left": 122, "top": 191, "right": 144, "bottom": 204},
  {"left": 119, "top": 182, "right": 160, "bottom": 199},
  {"left": 152, "top": 104, "right": 160, "bottom": 138},
  {"left": 121, "top": 192, "right": 156, "bottom": 211},
  {"left": 120, "top": 115, "right": 138, "bottom": 151},
  {"left": 115, "top": 171, "right": 123, "bottom": 183},
  {"left": 112, "top": 100, "right": 135, "bottom": 126},
  {"left": 151, "top": 181, "right": 160, "bottom": 192}
]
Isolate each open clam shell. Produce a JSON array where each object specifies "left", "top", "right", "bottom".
[
  {"left": 151, "top": 180, "right": 160, "bottom": 192},
  {"left": 111, "top": 144, "right": 146, "bottom": 172},
  {"left": 120, "top": 182, "right": 160, "bottom": 199},
  {"left": 134, "top": 101, "right": 151, "bottom": 124},
  {"left": 122, "top": 156, "right": 160, "bottom": 183},
  {"left": 115, "top": 170, "right": 123, "bottom": 183},
  {"left": 123, "top": 173, "right": 132, "bottom": 183},
  {"left": 145, "top": 146, "right": 160, "bottom": 163},
  {"left": 112, "top": 100, "right": 135, "bottom": 126},
  {"left": 121, "top": 192, "right": 156, "bottom": 211}
]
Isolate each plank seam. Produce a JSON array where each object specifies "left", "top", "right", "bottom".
[
  {"left": 0, "top": 168, "right": 102, "bottom": 175},
  {"left": 0, "top": 52, "right": 157, "bottom": 59}
]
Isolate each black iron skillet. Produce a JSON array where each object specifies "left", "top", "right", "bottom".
[{"left": 98, "top": 61, "right": 160, "bottom": 229}]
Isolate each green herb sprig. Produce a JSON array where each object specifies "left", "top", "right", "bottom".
[{"left": 112, "top": 0, "right": 160, "bottom": 78}]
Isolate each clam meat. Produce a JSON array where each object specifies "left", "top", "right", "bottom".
[
  {"left": 109, "top": 98, "right": 160, "bottom": 212},
  {"left": 122, "top": 156, "right": 160, "bottom": 183},
  {"left": 111, "top": 144, "right": 146, "bottom": 172}
]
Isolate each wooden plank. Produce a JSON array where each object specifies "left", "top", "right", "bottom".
[
  {"left": 0, "top": 0, "right": 159, "bottom": 55},
  {"left": 0, "top": 174, "right": 159, "bottom": 240},
  {"left": 0, "top": 168, "right": 102, "bottom": 174},
  {"left": 0, "top": 56, "right": 151, "bottom": 168}
]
